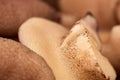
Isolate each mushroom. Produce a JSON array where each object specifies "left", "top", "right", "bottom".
[
  {"left": 0, "top": 37, "right": 55, "bottom": 80},
  {"left": 59, "top": 0, "right": 118, "bottom": 29},
  {"left": 0, "top": 0, "right": 58, "bottom": 37},
  {"left": 19, "top": 16, "right": 116, "bottom": 80}
]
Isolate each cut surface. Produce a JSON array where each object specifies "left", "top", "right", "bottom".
[
  {"left": 61, "top": 24, "right": 116, "bottom": 80},
  {"left": 76, "top": 15, "right": 101, "bottom": 50}
]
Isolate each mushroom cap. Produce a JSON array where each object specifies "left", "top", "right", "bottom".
[
  {"left": 0, "top": 37, "right": 55, "bottom": 80},
  {"left": 0, "top": 0, "right": 58, "bottom": 37}
]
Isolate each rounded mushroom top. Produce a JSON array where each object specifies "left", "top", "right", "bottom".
[
  {"left": 0, "top": 37, "right": 55, "bottom": 80},
  {"left": 0, "top": 0, "right": 58, "bottom": 37}
]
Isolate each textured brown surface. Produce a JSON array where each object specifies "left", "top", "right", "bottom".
[
  {"left": 0, "top": 0, "right": 59, "bottom": 37},
  {"left": 0, "top": 37, "right": 55, "bottom": 80}
]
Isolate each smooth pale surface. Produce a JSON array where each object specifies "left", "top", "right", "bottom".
[
  {"left": 19, "top": 18, "right": 69, "bottom": 80},
  {"left": 59, "top": 0, "right": 117, "bottom": 29}
]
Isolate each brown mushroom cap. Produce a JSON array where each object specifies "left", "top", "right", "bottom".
[
  {"left": 0, "top": 0, "right": 59, "bottom": 37},
  {"left": 0, "top": 37, "right": 55, "bottom": 80}
]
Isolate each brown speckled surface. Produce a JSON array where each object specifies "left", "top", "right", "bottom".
[{"left": 0, "top": 37, "right": 55, "bottom": 80}]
